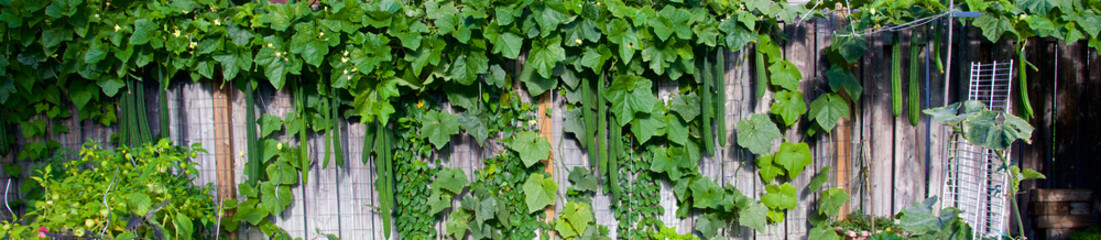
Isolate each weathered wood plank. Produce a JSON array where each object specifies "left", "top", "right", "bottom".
[
  {"left": 893, "top": 29, "right": 923, "bottom": 214},
  {"left": 866, "top": 33, "right": 895, "bottom": 217}
]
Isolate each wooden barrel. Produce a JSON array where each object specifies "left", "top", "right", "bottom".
[{"left": 1030, "top": 189, "right": 1095, "bottom": 239}]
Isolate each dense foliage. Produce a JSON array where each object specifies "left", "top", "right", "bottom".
[
  {"left": 1, "top": 140, "right": 217, "bottom": 239},
  {"left": 0, "top": 0, "right": 1088, "bottom": 238}
]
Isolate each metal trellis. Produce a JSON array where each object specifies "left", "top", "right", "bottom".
[{"left": 941, "top": 60, "right": 1014, "bottom": 239}]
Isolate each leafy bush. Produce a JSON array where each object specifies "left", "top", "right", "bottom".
[
  {"left": 1, "top": 140, "right": 217, "bottom": 239},
  {"left": 1071, "top": 227, "right": 1101, "bottom": 240}
]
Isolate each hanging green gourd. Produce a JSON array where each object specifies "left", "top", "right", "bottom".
[
  {"left": 331, "top": 94, "right": 343, "bottom": 167},
  {"left": 597, "top": 74, "right": 608, "bottom": 179},
  {"left": 244, "top": 80, "right": 261, "bottom": 184},
  {"left": 700, "top": 56, "right": 715, "bottom": 156},
  {"left": 715, "top": 49, "right": 727, "bottom": 148},
  {"left": 909, "top": 30, "right": 922, "bottom": 126},
  {"left": 892, "top": 33, "right": 903, "bottom": 117},
  {"left": 296, "top": 80, "right": 310, "bottom": 185},
  {"left": 756, "top": 44, "right": 768, "bottom": 99},
  {"left": 1018, "top": 43, "right": 1034, "bottom": 121}
]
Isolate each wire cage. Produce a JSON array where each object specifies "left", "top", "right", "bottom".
[{"left": 940, "top": 61, "right": 1015, "bottom": 239}]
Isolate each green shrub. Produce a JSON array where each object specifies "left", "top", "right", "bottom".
[{"left": 2, "top": 140, "right": 217, "bottom": 239}]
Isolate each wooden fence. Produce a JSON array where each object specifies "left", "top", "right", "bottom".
[{"left": 4, "top": 16, "right": 1095, "bottom": 239}]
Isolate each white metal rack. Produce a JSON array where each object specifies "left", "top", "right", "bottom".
[{"left": 941, "top": 61, "right": 1014, "bottom": 239}]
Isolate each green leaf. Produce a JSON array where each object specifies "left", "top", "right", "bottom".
[
  {"left": 770, "top": 90, "right": 806, "bottom": 127},
  {"left": 446, "top": 210, "right": 471, "bottom": 239},
  {"left": 718, "top": 19, "right": 757, "bottom": 50},
  {"left": 428, "top": 190, "right": 454, "bottom": 215},
  {"left": 562, "top": 202, "right": 594, "bottom": 235},
  {"left": 432, "top": 168, "right": 469, "bottom": 194},
  {"left": 963, "top": 111, "right": 1034, "bottom": 150},
  {"left": 897, "top": 197, "right": 950, "bottom": 233},
  {"left": 259, "top": 114, "right": 283, "bottom": 138},
  {"left": 555, "top": 217, "right": 579, "bottom": 238},
  {"left": 518, "top": 63, "right": 557, "bottom": 96},
  {"left": 420, "top": 110, "right": 461, "bottom": 149},
  {"left": 649, "top": 147, "right": 687, "bottom": 181},
  {"left": 972, "top": 15, "right": 1018, "bottom": 42},
  {"left": 739, "top": 201, "right": 769, "bottom": 232},
  {"left": 510, "top": 131, "right": 552, "bottom": 167},
  {"left": 736, "top": 113, "right": 782, "bottom": 155},
  {"left": 695, "top": 213, "right": 723, "bottom": 239},
  {"left": 690, "top": 177, "right": 724, "bottom": 209},
  {"left": 669, "top": 93, "right": 701, "bottom": 121},
  {"left": 762, "top": 183, "right": 797, "bottom": 210},
  {"left": 665, "top": 114, "right": 689, "bottom": 145},
  {"left": 768, "top": 60, "right": 802, "bottom": 91},
  {"left": 650, "top": 6, "right": 693, "bottom": 41},
  {"left": 522, "top": 173, "right": 557, "bottom": 213},
  {"left": 605, "top": 75, "right": 658, "bottom": 126},
  {"left": 806, "top": 166, "right": 831, "bottom": 193},
  {"left": 173, "top": 213, "right": 194, "bottom": 240},
  {"left": 605, "top": 19, "right": 638, "bottom": 63},
  {"left": 129, "top": 19, "right": 157, "bottom": 45},
  {"left": 774, "top": 142, "right": 812, "bottom": 177},
  {"left": 923, "top": 100, "right": 986, "bottom": 125},
  {"left": 757, "top": 154, "right": 783, "bottom": 183},
  {"left": 809, "top": 225, "right": 842, "bottom": 240},
  {"left": 448, "top": 52, "right": 490, "bottom": 86},
  {"left": 818, "top": 188, "right": 850, "bottom": 216},
  {"left": 808, "top": 93, "right": 850, "bottom": 133},
  {"left": 529, "top": 36, "right": 566, "bottom": 78},
  {"left": 568, "top": 166, "right": 599, "bottom": 193},
  {"left": 826, "top": 66, "right": 862, "bottom": 102},
  {"left": 631, "top": 103, "right": 666, "bottom": 144},
  {"left": 458, "top": 111, "right": 489, "bottom": 146}
]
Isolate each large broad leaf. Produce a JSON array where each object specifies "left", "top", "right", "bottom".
[
  {"left": 695, "top": 213, "right": 723, "bottom": 239},
  {"left": 522, "top": 173, "right": 557, "bottom": 213},
  {"left": 605, "top": 19, "right": 638, "bottom": 63},
  {"left": 809, "top": 225, "right": 842, "bottom": 240},
  {"left": 739, "top": 201, "right": 769, "bottom": 232},
  {"left": 830, "top": 36, "right": 868, "bottom": 64},
  {"left": 631, "top": 103, "right": 667, "bottom": 144},
  {"left": 561, "top": 202, "right": 594, "bottom": 235},
  {"left": 761, "top": 183, "right": 797, "bottom": 210},
  {"left": 972, "top": 15, "right": 1018, "bottom": 42},
  {"left": 650, "top": 6, "right": 693, "bottom": 41},
  {"left": 768, "top": 60, "right": 802, "bottom": 91},
  {"left": 568, "top": 167, "right": 599, "bottom": 193},
  {"left": 458, "top": 111, "right": 489, "bottom": 146},
  {"left": 718, "top": 19, "right": 757, "bottom": 50},
  {"left": 420, "top": 110, "right": 461, "bottom": 149},
  {"left": 963, "top": 111, "right": 1034, "bottom": 150},
  {"left": 258, "top": 114, "right": 283, "bottom": 138},
  {"left": 427, "top": 190, "right": 454, "bottom": 215},
  {"left": 690, "top": 177, "right": 723, "bottom": 209},
  {"left": 826, "top": 66, "right": 862, "bottom": 102},
  {"left": 774, "top": 142, "right": 812, "bottom": 178},
  {"left": 770, "top": 90, "right": 806, "bottom": 127},
  {"left": 446, "top": 210, "right": 471, "bottom": 239},
  {"left": 432, "top": 168, "right": 469, "bottom": 194},
  {"left": 510, "top": 131, "right": 552, "bottom": 167},
  {"left": 529, "top": 36, "right": 566, "bottom": 78},
  {"left": 518, "top": 63, "right": 557, "bottom": 96},
  {"left": 808, "top": 93, "right": 850, "bottom": 133},
  {"left": 757, "top": 154, "right": 784, "bottom": 183},
  {"left": 897, "top": 197, "right": 952, "bottom": 234},
  {"left": 923, "top": 100, "right": 986, "bottom": 125},
  {"left": 665, "top": 114, "right": 689, "bottom": 145},
  {"left": 649, "top": 147, "right": 689, "bottom": 181},
  {"left": 736, "top": 113, "right": 782, "bottom": 155},
  {"left": 818, "top": 188, "right": 850, "bottom": 216},
  {"left": 668, "top": 93, "right": 701, "bottom": 121},
  {"left": 605, "top": 75, "right": 658, "bottom": 126},
  {"left": 129, "top": 19, "right": 157, "bottom": 45}
]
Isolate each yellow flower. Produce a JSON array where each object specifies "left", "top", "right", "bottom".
[
  {"left": 529, "top": 119, "right": 537, "bottom": 126},
  {"left": 113, "top": 24, "right": 120, "bottom": 32},
  {"left": 886, "top": 228, "right": 893, "bottom": 232},
  {"left": 276, "top": 143, "right": 283, "bottom": 150},
  {"left": 416, "top": 100, "right": 425, "bottom": 108}
]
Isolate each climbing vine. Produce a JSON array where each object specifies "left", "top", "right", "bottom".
[{"left": 0, "top": 0, "right": 1093, "bottom": 238}]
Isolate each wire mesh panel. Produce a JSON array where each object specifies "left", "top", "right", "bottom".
[{"left": 941, "top": 61, "right": 1014, "bottom": 239}]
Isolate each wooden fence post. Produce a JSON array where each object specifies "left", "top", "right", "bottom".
[{"left": 213, "top": 84, "right": 237, "bottom": 237}]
